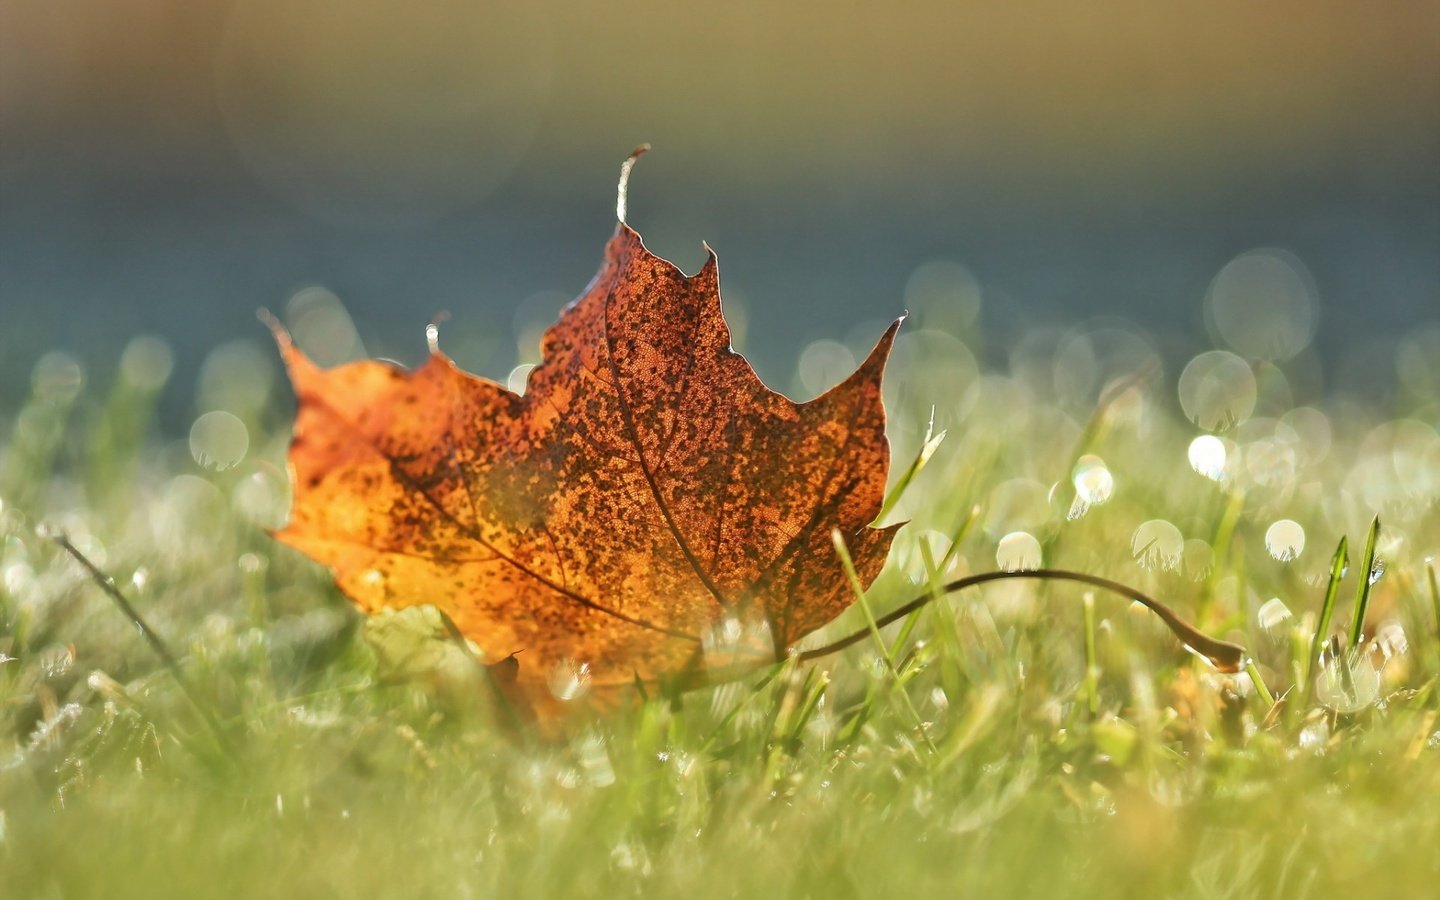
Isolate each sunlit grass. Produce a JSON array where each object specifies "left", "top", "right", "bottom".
[{"left": 1, "top": 296, "right": 1438, "bottom": 898}]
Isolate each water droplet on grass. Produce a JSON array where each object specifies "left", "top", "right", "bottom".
[
  {"left": 119, "top": 336, "right": 175, "bottom": 391},
  {"left": 797, "top": 339, "right": 857, "bottom": 399},
  {"left": 1257, "top": 597, "right": 1293, "bottom": 630},
  {"left": 996, "top": 531, "right": 1041, "bottom": 572},
  {"left": 1204, "top": 248, "right": 1317, "bottom": 361},
  {"left": 1182, "top": 539, "right": 1213, "bottom": 581},
  {"left": 905, "top": 259, "right": 983, "bottom": 334},
  {"left": 1179, "top": 351, "right": 1256, "bottom": 431},
  {"left": 549, "top": 658, "right": 592, "bottom": 702},
  {"left": 1131, "top": 520, "right": 1183, "bottom": 571},
  {"left": 234, "top": 466, "right": 290, "bottom": 527},
  {"left": 1298, "top": 719, "right": 1330, "bottom": 752},
  {"left": 288, "top": 286, "right": 365, "bottom": 367},
  {"left": 1072, "top": 455, "right": 1115, "bottom": 505},
  {"left": 198, "top": 341, "right": 275, "bottom": 416},
  {"left": 894, "top": 528, "right": 956, "bottom": 584},
  {"left": 189, "top": 411, "right": 249, "bottom": 470},
  {"left": 1264, "top": 519, "right": 1306, "bottom": 561},
  {"left": 39, "top": 644, "right": 76, "bottom": 679},
  {"left": 1187, "top": 435, "right": 1227, "bottom": 480},
  {"left": 576, "top": 731, "right": 615, "bottom": 787},
  {"left": 983, "top": 478, "right": 1051, "bottom": 536},
  {"left": 32, "top": 352, "right": 84, "bottom": 403}
]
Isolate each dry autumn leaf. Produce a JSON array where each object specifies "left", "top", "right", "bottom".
[{"left": 271, "top": 152, "right": 902, "bottom": 700}]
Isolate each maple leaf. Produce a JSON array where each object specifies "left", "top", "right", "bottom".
[{"left": 270, "top": 154, "right": 901, "bottom": 697}]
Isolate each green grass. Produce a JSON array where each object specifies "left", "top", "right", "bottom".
[{"left": 2, "top": 328, "right": 1438, "bottom": 899}]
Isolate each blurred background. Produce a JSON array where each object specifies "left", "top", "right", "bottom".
[{"left": 2, "top": 0, "right": 1437, "bottom": 427}]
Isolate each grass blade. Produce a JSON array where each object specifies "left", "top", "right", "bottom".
[
  {"left": 46, "top": 528, "right": 233, "bottom": 760},
  {"left": 1348, "top": 516, "right": 1381, "bottom": 648},
  {"left": 872, "top": 413, "right": 947, "bottom": 526},
  {"left": 831, "top": 529, "right": 937, "bottom": 754},
  {"left": 1305, "top": 535, "right": 1348, "bottom": 705}
]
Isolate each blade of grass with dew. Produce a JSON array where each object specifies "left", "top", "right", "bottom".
[
  {"left": 1305, "top": 536, "right": 1349, "bottom": 707},
  {"left": 1348, "top": 516, "right": 1381, "bottom": 649},
  {"left": 872, "top": 414, "right": 946, "bottom": 527}
]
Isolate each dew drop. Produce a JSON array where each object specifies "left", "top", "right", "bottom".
[
  {"left": 1071, "top": 455, "right": 1115, "bottom": 505},
  {"left": 506, "top": 363, "right": 535, "bottom": 396},
  {"left": 549, "top": 658, "right": 592, "bottom": 702},
  {"left": 1264, "top": 519, "right": 1306, "bottom": 561},
  {"left": 189, "top": 411, "right": 250, "bottom": 471},
  {"left": 995, "top": 531, "right": 1042, "bottom": 572},
  {"left": 1178, "top": 351, "right": 1256, "bottom": 431},
  {"left": 32, "top": 352, "right": 85, "bottom": 403},
  {"left": 1257, "top": 597, "right": 1293, "bottom": 630},
  {"left": 238, "top": 552, "right": 267, "bottom": 575},
  {"left": 797, "top": 339, "right": 857, "bottom": 399},
  {"left": 575, "top": 731, "right": 615, "bottom": 787},
  {"left": 1374, "top": 621, "right": 1408, "bottom": 660},
  {"left": 1298, "top": 719, "right": 1330, "bottom": 752},
  {"left": 1182, "top": 539, "right": 1213, "bottom": 581},
  {"left": 904, "top": 259, "right": 982, "bottom": 334},
  {"left": 1131, "top": 520, "right": 1183, "bottom": 571},
  {"left": 1204, "top": 248, "right": 1317, "bottom": 361},
  {"left": 983, "top": 478, "right": 1051, "bottom": 536},
  {"left": 1187, "top": 435, "right": 1227, "bottom": 480},
  {"left": 894, "top": 528, "right": 956, "bottom": 584},
  {"left": 1368, "top": 557, "right": 1386, "bottom": 585},
  {"left": 39, "top": 644, "right": 76, "bottom": 679},
  {"left": 119, "top": 336, "right": 175, "bottom": 391},
  {"left": 234, "top": 467, "right": 289, "bottom": 528},
  {"left": 288, "top": 286, "right": 365, "bottom": 367},
  {"left": 198, "top": 341, "right": 275, "bottom": 416}
]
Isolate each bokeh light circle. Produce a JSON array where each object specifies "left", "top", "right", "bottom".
[
  {"left": 1204, "top": 248, "right": 1318, "bottom": 361},
  {"left": 1178, "top": 351, "right": 1256, "bottom": 430}
]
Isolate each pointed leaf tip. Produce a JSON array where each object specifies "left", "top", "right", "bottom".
[{"left": 859, "top": 316, "right": 904, "bottom": 377}]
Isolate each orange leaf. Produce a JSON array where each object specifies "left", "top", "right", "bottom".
[{"left": 272, "top": 156, "right": 901, "bottom": 700}]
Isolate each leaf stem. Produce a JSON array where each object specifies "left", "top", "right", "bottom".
[
  {"left": 616, "top": 144, "right": 651, "bottom": 223},
  {"left": 798, "top": 567, "right": 1246, "bottom": 673}
]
